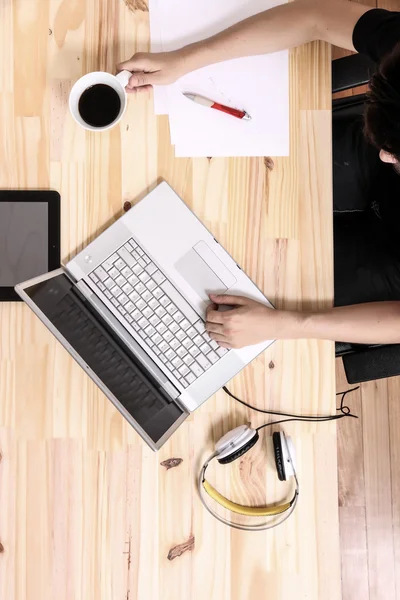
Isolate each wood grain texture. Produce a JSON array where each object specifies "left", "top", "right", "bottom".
[{"left": 0, "top": 1, "right": 336, "bottom": 599}]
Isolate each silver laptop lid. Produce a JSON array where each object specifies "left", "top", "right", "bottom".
[{"left": 15, "top": 269, "right": 188, "bottom": 450}]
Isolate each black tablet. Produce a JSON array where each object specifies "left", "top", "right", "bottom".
[{"left": 0, "top": 190, "right": 60, "bottom": 302}]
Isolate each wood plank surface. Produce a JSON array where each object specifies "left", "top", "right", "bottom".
[{"left": 0, "top": 1, "right": 336, "bottom": 599}]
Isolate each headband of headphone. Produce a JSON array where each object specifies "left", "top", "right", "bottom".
[{"left": 199, "top": 425, "right": 299, "bottom": 529}]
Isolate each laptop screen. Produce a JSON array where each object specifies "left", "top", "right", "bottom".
[{"left": 22, "top": 272, "right": 185, "bottom": 444}]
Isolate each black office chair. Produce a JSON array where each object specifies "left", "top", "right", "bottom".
[{"left": 332, "top": 53, "right": 400, "bottom": 383}]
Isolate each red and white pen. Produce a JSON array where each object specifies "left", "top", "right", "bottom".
[{"left": 183, "top": 93, "right": 251, "bottom": 121}]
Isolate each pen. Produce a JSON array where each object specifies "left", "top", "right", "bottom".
[{"left": 183, "top": 93, "right": 251, "bottom": 121}]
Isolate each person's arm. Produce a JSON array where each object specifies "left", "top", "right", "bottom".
[
  {"left": 205, "top": 295, "right": 400, "bottom": 348},
  {"left": 118, "top": 0, "right": 371, "bottom": 90}
]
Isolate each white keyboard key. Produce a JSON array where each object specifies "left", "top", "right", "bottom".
[
  {"left": 142, "top": 290, "right": 152, "bottom": 303},
  {"left": 137, "top": 247, "right": 144, "bottom": 256},
  {"left": 200, "top": 343, "right": 210, "bottom": 354},
  {"left": 132, "top": 250, "right": 140, "bottom": 261},
  {"left": 118, "top": 247, "right": 136, "bottom": 268},
  {"left": 159, "top": 340, "right": 169, "bottom": 353},
  {"left": 160, "top": 355, "right": 167, "bottom": 364},
  {"left": 178, "top": 364, "right": 190, "bottom": 377},
  {"left": 115, "top": 259, "right": 125, "bottom": 271},
  {"left": 117, "top": 306, "right": 126, "bottom": 315},
  {"left": 154, "top": 287, "right": 163, "bottom": 299},
  {"left": 156, "top": 323, "right": 167, "bottom": 334},
  {"left": 180, "top": 319, "right": 190, "bottom": 331},
  {"left": 176, "top": 330, "right": 186, "bottom": 342},
  {"left": 160, "top": 280, "right": 198, "bottom": 324},
  {"left": 122, "top": 283, "right": 133, "bottom": 295},
  {"left": 139, "top": 271, "right": 150, "bottom": 283},
  {"left": 202, "top": 331, "right": 212, "bottom": 344},
  {"left": 166, "top": 349, "right": 177, "bottom": 362},
  {"left": 145, "top": 325, "right": 156, "bottom": 337},
  {"left": 143, "top": 255, "right": 150, "bottom": 265},
  {"left": 147, "top": 279, "right": 156, "bottom": 291},
  {"left": 189, "top": 346, "right": 200, "bottom": 358},
  {"left": 109, "top": 267, "right": 119, "bottom": 279},
  {"left": 138, "top": 317, "right": 149, "bottom": 329},
  {"left": 119, "top": 294, "right": 129, "bottom": 306},
  {"left": 186, "top": 372, "right": 196, "bottom": 385},
  {"left": 169, "top": 321, "right": 179, "bottom": 334},
  {"left": 104, "top": 278, "right": 114, "bottom": 289},
  {"left": 145, "top": 262, "right": 157, "bottom": 275},
  {"left": 126, "top": 314, "right": 133, "bottom": 323},
  {"left": 187, "top": 327, "right": 197, "bottom": 339},
  {"left": 138, "top": 258, "right": 146, "bottom": 268},
  {"left": 183, "top": 354, "right": 194, "bottom": 366},
  {"left": 143, "top": 307, "right": 152, "bottom": 319},
  {"left": 90, "top": 273, "right": 99, "bottom": 283},
  {"left": 163, "top": 330, "right": 174, "bottom": 343},
  {"left": 153, "top": 270, "right": 165, "bottom": 285},
  {"left": 104, "top": 290, "right": 112, "bottom": 299},
  {"left": 125, "top": 301, "right": 135, "bottom": 313},
  {"left": 111, "top": 286, "right": 122, "bottom": 298},
  {"left": 194, "top": 320, "right": 205, "bottom": 334},
  {"left": 135, "top": 282, "right": 146, "bottom": 295},
  {"left": 149, "top": 298, "right": 159, "bottom": 311},
  {"left": 174, "top": 311, "right": 184, "bottom": 323},
  {"left": 153, "top": 347, "right": 161, "bottom": 356},
  {"left": 132, "top": 264, "right": 142, "bottom": 276},
  {"left": 208, "top": 351, "right": 219, "bottom": 364},
  {"left": 98, "top": 282, "right": 105, "bottom": 291},
  {"left": 197, "top": 354, "right": 211, "bottom": 370},
  {"left": 128, "top": 274, "right": 139, "bottom": 287},
  {"left": 177, "top": 347, "right": 187, "bottom": 359},
  {"left": 162, "top": 314, "right": 173, "bottom": 326},
  {"left": 210, "top": 339, "right": 220, "bottom": 351},
  {"left": 152, "top": 333, "right": 163, "bottom": 345},
  {"left": 136, "top": 299, "right": 146, "bottom": 311},
  {"left": 216, "top": 347, "right": 228, "bottom": 357},
  {"left": 122, "top": 267, "right": 132, "bottom": 278},
  {"left": 193, "top": 335, "right": 203, "bottom": 347},
  {"left": 149, "top": 315, "right": 160, "bottom": 327},
  {"left": 95, "top": 266, "right": 108, "bottom": 281},
  {"left": 160, "top": 295, "right": 170, "bottom": 307},
  {"left": 170, "top": 338, "right": 180, "bottom": 350},
  {"left": 115, "top": 276, "right": 125, "bottom": 289},
  {"left": 139, "top": 330, "right": 146, "bottom": 339},
  {"left": 166, "top": 303, "right": 177, "bottom": 315},
  {"left": 183, "top": 338, "right": 193, "bottom": 350},
  {"left": 172, "top": 356, "right": 183, "bottom": 369},
  {"left": 190, "top": 362, "right": 204, "bottom": 377},
  {"left": 111, "top": 298, "right": 118, "bottom": 307},
  {"left": 129, "top": 291, "right": 140, "bottom": 303},
  {"left": 132, "top": 309, "right": 142, "bottom": 321},
  {"left": 167, "top": 362, "right": 174, "bottom": 372},
  {"left": 125, "top": 241, "right": 134, "bottom": 250},
  {"left": 155, "top": 306, "right": 166, "bottom": 318}
]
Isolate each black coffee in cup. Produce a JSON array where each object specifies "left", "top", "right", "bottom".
[{"left": 78, "top": 84, "right": 121, "bottom": 128}]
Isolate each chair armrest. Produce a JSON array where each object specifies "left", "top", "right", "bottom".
[
  {"left": 332, "top": 53, "right": 376, "bottom": 94},
  {"left": 342, "top": 344, "right": 400, "bottom": 383}
]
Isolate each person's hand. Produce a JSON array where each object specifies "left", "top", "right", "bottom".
[
  {"left": 205, "top": 294, "right": 300, "bottom": 348},
  {"left": 117, "top": 50, "right": 189, "bottom": 93}
]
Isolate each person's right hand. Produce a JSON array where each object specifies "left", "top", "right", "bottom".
[{"left": 117, "top": 50, "right": 188, "bottom": 93}]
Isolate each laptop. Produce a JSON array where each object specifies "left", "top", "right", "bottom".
[{"left": 15, "top": 182, "right": 274, "bottom": 450}]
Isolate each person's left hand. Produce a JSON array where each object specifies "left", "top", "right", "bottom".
[{"left": 205, "top": 294, "right": 281, "bottom": 348}]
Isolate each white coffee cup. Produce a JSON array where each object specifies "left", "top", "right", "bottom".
[{"left": 69, "top": 70, "right": 131, "bottom": 131}]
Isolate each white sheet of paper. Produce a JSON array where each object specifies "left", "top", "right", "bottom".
[{"left": 157, "top": 0, "right": 289, "bottom": 157}]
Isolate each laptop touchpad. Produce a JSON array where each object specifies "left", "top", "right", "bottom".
[{"left": 175, "top": 242, "right": 235, "bottom": 303}]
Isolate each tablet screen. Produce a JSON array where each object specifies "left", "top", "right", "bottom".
[{"left": 0, "top": 202, "right": 49, "bottom": 286}]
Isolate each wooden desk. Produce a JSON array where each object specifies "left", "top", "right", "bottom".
[{"left": 0, "top": 2, "right": 336, "bottom": 599}]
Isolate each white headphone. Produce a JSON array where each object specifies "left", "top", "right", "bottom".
[{"left": 198, "top": 424, "right": 299, "bottom": 531}]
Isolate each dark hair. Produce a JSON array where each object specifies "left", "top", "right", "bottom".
[{"left": 364, "top": 42, "right": 400, "bottom": 161}]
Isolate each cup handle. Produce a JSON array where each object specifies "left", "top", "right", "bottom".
[{"left": 116, "top": 70, "right": 132, "bottom": 89}]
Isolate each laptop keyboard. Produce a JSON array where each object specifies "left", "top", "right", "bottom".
[{"left": 89, "top": 238, "right": 228, "bottom": 389}]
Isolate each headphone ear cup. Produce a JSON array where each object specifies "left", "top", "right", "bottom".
[
  {"left": 273, "top": 431, "right": 287, "bottom": 481},
  {"left": 218, "top": 431, "right": 259, "bottom": 464}
]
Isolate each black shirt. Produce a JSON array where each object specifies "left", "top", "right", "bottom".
[{"left": 333, "top": 9, "right": 400, "bottom": 306}]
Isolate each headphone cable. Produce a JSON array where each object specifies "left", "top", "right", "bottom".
[{"left": 222, "top": 385, "right": 359, "bottom": 427}]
